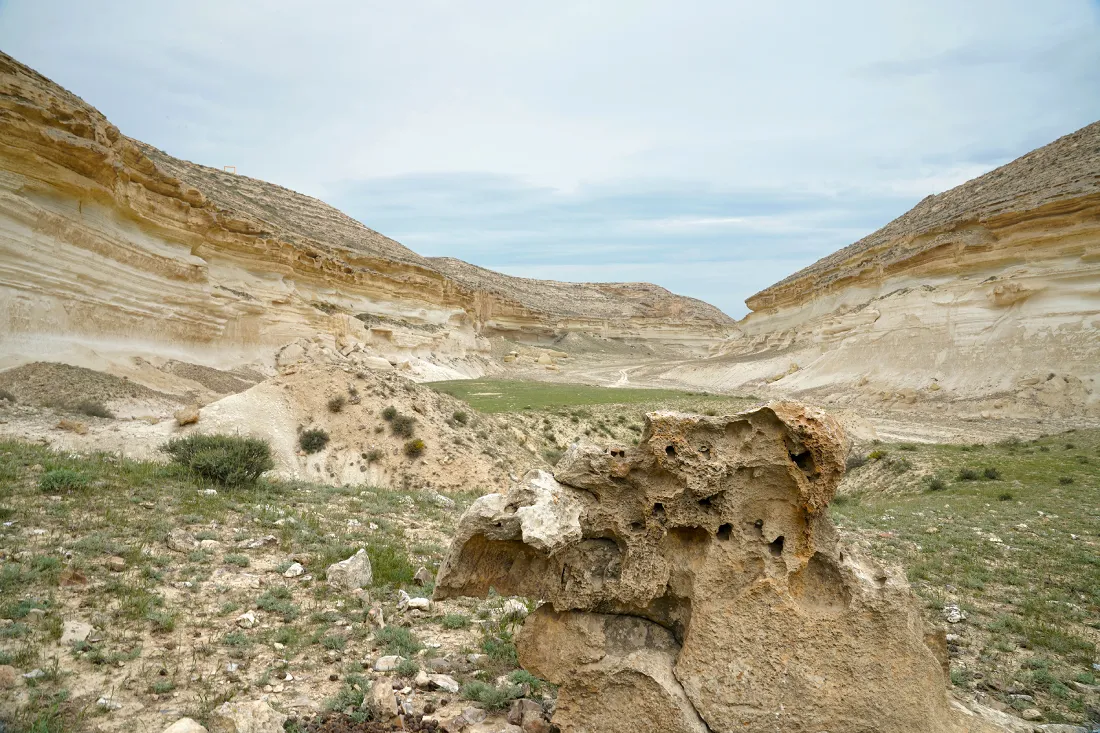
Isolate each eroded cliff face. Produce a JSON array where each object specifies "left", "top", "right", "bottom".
[
  {"left": 0, "top": 51, "right": 732, "bottom": 379},
  {"left": 663, "top": 122, "right": 1100, "bottom": 417}
]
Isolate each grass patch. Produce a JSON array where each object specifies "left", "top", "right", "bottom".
[{"left": 374, "top": 626, "right": 423, "bottom": 657}]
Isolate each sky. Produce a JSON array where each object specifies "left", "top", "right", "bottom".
[{"left": 2, "top": 1, "right": 1098, "bottom": 317}]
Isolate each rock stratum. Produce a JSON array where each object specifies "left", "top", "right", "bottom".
[
  {"left": 662, "top": 122, "right": 1100, "bottom": 418},
  {"left": 0, "top": 51, "right": 732, "bottom": 381},
  {"left": 435, "top": 403, "right": 1006, "bottom": 732}
]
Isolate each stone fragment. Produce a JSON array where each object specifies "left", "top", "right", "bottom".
[
  {"left": 174, "top": 406, "right": 200, "bottom": 426},
  {"left": 370, "top": 677, "right": 399, "bottom": 718},
  {"left": 236, "top": 611, "right": 257, "bottom": 629},
  {"left": 235, "top": 535, "right": 278, "bottom": 550},
  {"left": 162, "top": 719, "right": 209, "bottom": 733},
  {"left": 373, "top": 655, "right": 404, "bottom": 672},
  {"left": 282, "top": 562, "right": 305, "bottom": 578},
  {"left": 326, "top": 548, "right": 372, "bottom": 591},
  {"left": 427, "top": 673, "right": 460, "bottom": 693},
  {"left": 106, "top": 555, "right": 126, "bottom": 572},
  {"left": 1021, "top": 709, "right": 1043, "bottom": 721},
  {"left": 56, "top": 419, "right": 87, "bottom": 434},
  {"left": 167, "top": 528, "right": 197, "bottom": 552},
  {"left": 60, "top": 620, "right": 93, "bottom": 644},
  {"left": 208, "top": 700, "right": 287, "bottom": 733},
  {"left": 413, "top": 566, "right": 434, "bottom": 586},
  {"left": 507, "top": 699, "right": 544, "bottom": 726},
  {"left": 0, "top": 665, "right": 16, "bottom": 689},
  {"left": 434, "top": 402, "right": 1003, "bottom": 733}
]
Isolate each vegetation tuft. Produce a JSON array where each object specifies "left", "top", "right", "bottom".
[{"left": 162, "top": 434, "right": 274, "bottom": 487}]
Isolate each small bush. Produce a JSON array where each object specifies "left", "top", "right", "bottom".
[
  {"left": 0, "top": 389, "right": 15, "bottom": 403},
  {"left": 375, "top": 626, "right": 423, "bottom": 657},
  {"left": 542, "top": 447, "right": 565, "bottom": 465},
  {"left": 867, "top": 450, "right": 885, "bottom": 461},
  {"left": 381, "top": 406, "right": 398, "bottom": 421},
  {"left": 299, "top": 428, "right": 330, "bottom": 454},
  {"left": 257, "top": 588, "right": 300, "bottom": 622},
  {"left": 957, "top": 468, "right": 979, "bottom": 481},
  {"left": 927, "top": 477, "right": 947, "bottom": 491},
  {"left": 327, "top": 395, "right": 346, "bottom": 413},
  {"left": 441, "top": 613, "right": 470, "bottom": 629},
  {"left": 997, "top": 491, "right": 1014, "bottom": 502},
  {"left": 39, "top": 468, "right": 89, "bottom": 494},
  {"left": 982, "top": 466, "right": 1002, "bottom": 480},
  {"left": 461, "top": 680, "right": 523, "bottom": 710},
  {"left": 1057, "top": 476, "right": 1074, "bottom": 485},
  {"left": 225, "top": 554, "right": 250, "bottom": 568},
  {"left": 404, "top": 439, "right": 425, "bottom": 458},
  {"left": 368, "top": 543, "right": 415, "bottom": 586},
  {"left": 395, "top": 658, "right": 420, "bottom": 677},
  {"left": 363, "top": 449, "right": 384, "bottom": 463},
  {"left": 391, "top": 414, "right": 416, "bottom": 438},
  {"left": 74, "top": 400, "right": 113, "bottom": 418},
  {"left": 163, "top": 434, "right": 274, "bottom": 487},
  {"left": 845, "top": 453, "right": 867, "bottom": 470},
  {"left": 451, "top": 410, "right": 469, "bottom": 426}
]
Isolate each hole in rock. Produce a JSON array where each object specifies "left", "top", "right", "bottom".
[
  {"left": 717, "top": 523, "right": 733, "bottom": 541},
  {"left": 629, "top": 521, "right": 645, "bottom": 532},
  {"left": 769, "top": 536, "right": 785, "bottom": 557},
  {"left": 665, "top": 445, "right": 676, "bottom": 456},
  {"left": 652, "top": 503, "right": 666, "bottom": 520},
  {"left": 790, "top": 449, "right": 815, "bottom": 477}
]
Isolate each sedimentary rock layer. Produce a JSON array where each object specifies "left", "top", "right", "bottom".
[
  {"left": 0, "top": 51, "right": 732, "bottom": 376},
  {"left": 435, "top": 403, "right": 1001, "bottom": 732},
  {"left": 662, "top": 122, "right": 1100, "bottom": 415}
]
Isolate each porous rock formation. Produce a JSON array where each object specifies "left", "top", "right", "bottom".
[
  {"left": 435, "top": 402, "right": 1001, "bottom": 732},
  {"left": 662, "top": 122, "right": 1100, "bottom": 418},
  {"left": 0, "top": 51, "right": 731, "bottom": 380}
]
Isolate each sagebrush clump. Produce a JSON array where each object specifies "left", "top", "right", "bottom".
[
  {"left": 74, "top": 400, "right": 113, "bottom": 418},
  {"left": 299, "top": 428, "right": 330, "bottom": 454},
  {"left": 327, "top": 394, "right": 346, "bottom": 413},
  {"left": 404, "top": 438, "right": 425, "bottom": 457},
  {"left": 391, "top": 414, "right": 416, "bottom": 438},
  {"left": 162, "top": 434, "right": 274, "bottom": 487}
]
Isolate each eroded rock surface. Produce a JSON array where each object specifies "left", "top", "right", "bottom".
[{"left": 435, "top": 402, "right": 1003, "bottom": 732}]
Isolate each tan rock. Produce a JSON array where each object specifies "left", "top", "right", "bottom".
[
  {"left": 0, "top": 664, "right": 17, "bottom": 689},
  {"left": 208, "top": 700, "right": 286, "bottom": 733},
  {"left": 436, "top": 402, "right": 1002, "bottom": 733},
  {"left": 106, "top": 556, "right": 126, "bottom": 572},
  {"left": 162, "top": 719, "right": 209, "bottom": 733},
  {"left": 174, "top": 406, "right": 200, "bottom": 426}
]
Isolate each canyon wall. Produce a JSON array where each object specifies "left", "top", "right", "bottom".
[
  {"left": 662, "top": 121, "right": 1100, "bottom": 418},
  {"left": 0, "top": 51, "right": 732, "bottom": 382}
]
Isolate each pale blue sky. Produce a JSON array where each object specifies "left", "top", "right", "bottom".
[{"left": 2, "top": 0, "right": 1098, "bottom": 316}]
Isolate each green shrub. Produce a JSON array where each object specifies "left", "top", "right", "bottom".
[
  {"left": 1058, "top": 476, "right": 1074, "bottom": 485},
  {"left": 898, "top": 443, "right": 918, "bottom": 451},
  {"left": 163, "top": 434, "right": 273, "bottom": 487},
  {"left": 395, "top": 658, "right": 420, "bottom": 677},
  {"left": 927, "top": 477, "right": 947, "bottom": 491},
  {"left": 997, "top": 491, "right": 1014, "bottom": 502},
  {"left": 381, "top": 406, "right": 398, "bottom": 421},
  {"left": 74, "top": 400, "right": 113, "bottom": 418},
  {"left": 441, "top": 613, "right": 470, "bottom": 629},
  {"left": 225, "top": 554, "right": 250, "bottom": 568},
  {"left": 391, "top": 414, "right": 416, "bottom": 438},
  {"left": 957, "top": 468, "right": 979, "bottom": 481},
  {"left": 404, "top": 439, "right": 425, "bottom": 458},
  {"left": 375, "top": 626, "right": 423, "bottom": 657},
  {"left": 368, "top": 544, "right": 415, "bottom": 586},
  {"left": 39, "top": 468, "right": 89, "bottom": 494},
  {"left": 451, "top": 410, "right": 469, "bottom": 425},
  {"left": 257, "top": 587, "right": 300, "bottom": 621},
  {"left": 299, "top": 428, "right": 330, "bottom": 454},
  {"left": 327, "top": 395, "right": 347, "bottom": 413},
  {"left": 541, "top": 447, "right": 564, "bottom": 465},
  {"left": 867, "top": 450, "right": 885, "bottom": 460},
  {"left": 845, "top": 453, "right": 867, "bottom": 470},
  {"left": 982, "top": 466, "right": 1002, "bottom": 480},
  {"left": 363, "top": 449, "right": 384, "bottom": 463},
  {"left": 460, "top": 680, "right": 523, "bottom": 710}
]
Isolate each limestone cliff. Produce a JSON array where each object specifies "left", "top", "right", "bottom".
[
  {"left": 663, "top": 121, "right": 1100, "bottom": 418},
  {"left": 0, "top": 51, "right": 732, "bottom": 379}
]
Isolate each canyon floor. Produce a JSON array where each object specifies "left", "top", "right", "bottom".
[{"left": 0, "top": 367, "right": 1097, "bottom": 732}]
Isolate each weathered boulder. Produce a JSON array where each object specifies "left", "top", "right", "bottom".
[
  {"left": 208, "top": 700, "right": 286, "bottom": 733},
  {"left": 326, "top": 548, "right": 372, "bottom": 591},
  {"left": 162, "top": 719, "right": 209, "bottom": 733},
  {"left": 435, "top": 402, "right": 1005, "bottom": 733}
]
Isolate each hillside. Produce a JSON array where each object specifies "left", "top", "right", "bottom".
[
  {"left": 657, "top": 121, "right": 1100, "bottom": 421},
  {"left": 0, "top": 51, "right": 732, "bottom": 384}
]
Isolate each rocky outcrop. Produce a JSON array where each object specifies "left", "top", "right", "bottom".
[
  {"left": 0, "top": 51, "right": 731, "bottom": 380},
  {"left": 435, "top": 403, "right": 1004, "bottom": 732},
  {"left": 662, "top": 122, "right": 1100, "bottom": 417}
]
